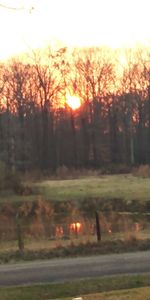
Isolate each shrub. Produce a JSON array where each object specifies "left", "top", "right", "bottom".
[
  {"left": 0, "top": 160, "right": 23, "bottom": 193},
  {"left": 132, "top": 165, "right": 150, "bottom": 177},
  {"left": 56, "top": 165, "right": 70, "bottom": 179},
  {"left": 100, "top": 164, "right": 131, "bottom": 175},
  {"left": 0, "top": 161, "right": 7, "bottom": 189},
  {"left": 124, "top": 231, "right": 139, "bottom": 244}
]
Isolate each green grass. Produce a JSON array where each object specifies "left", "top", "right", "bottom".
[
  {"left": 1, "top": 174, "right": 150, "bottom": 204},
  {"left": 34, "top": 174, "right": 150, "bottom": 202},
  {"left": 0, "top": 192, "right": 36, "bottom": 204},
  {"left": 0, "top": 274, "right": 150, "bottom": 300}
]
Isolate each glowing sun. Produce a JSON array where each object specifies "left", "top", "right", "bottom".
[{"left": 66, "top": 95, "right": 81, "bottom": 110}]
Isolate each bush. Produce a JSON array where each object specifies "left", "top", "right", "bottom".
[
  {"left": 99, "top": 164, "right": 131, "bottom": 175},
  {"left": 0, "top": 161, "right": 23, "bottom": 193},
  {"left": 132, "top": 165, "right": 150, "bottom": 178},
  {"left": 55, "top": 166, "right": 103, "bottom": 180},
  {"left": 0, "top": 161, "right": 7, "bottom": 189},
  {"left": 56, "top": 165, "right": 70, "bottom": 179}
]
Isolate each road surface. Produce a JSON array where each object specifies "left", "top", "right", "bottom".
[{"left": 0, "top": 251, "right": 150, "bottom": 286}]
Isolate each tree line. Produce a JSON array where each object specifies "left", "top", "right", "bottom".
[{"left": 0, "top": 46, "right": 150, "bottom": 172}]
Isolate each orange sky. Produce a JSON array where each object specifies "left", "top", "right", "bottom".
[{"left": 0, "top": 0, "right": 150, "bottom": 60}]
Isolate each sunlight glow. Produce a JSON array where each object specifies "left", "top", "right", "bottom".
[
  {"left": 0, "top": 0, "right": 150, "bottom": 60},
  {"left": 66, "top": 95, "right": 81, "bottom": 110}
]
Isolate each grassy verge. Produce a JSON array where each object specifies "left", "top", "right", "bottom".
[
  {"left": 0, "top": 274, "right": 150, "bottom": 300},
  {"left": 0, "top": 239, "right": 150, "bottom": 264}
]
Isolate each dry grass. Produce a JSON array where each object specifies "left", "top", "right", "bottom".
[
  {"left": 0, "top": 229, "right": 149, "bottom": 254},
  {"left": 0, "top": 237, "right": 150, "bottom": 264},
  {"left": 82, "top": 287, "right": 150, "bottom": 300}
]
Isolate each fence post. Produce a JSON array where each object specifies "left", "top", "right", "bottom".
[
  {"left": 95, "top": 211, "right": 101, "bottom": 242},
  {"left": 16, "top": 213, "right": 24, "bottom": 254}
]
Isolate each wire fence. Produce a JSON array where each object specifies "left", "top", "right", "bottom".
[{"left": 0, "top": 211, "right": 149, "bottom": 252}]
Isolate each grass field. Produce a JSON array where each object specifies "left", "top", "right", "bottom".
[
  {"left": 0, "top": 274, "right": 150, "bottom": 300},
  {"left": 0, "top": 174, "right": 150, "bottom": 204},
  {"left": 32, "top": 174, "right": 150, "bottom": 202}
]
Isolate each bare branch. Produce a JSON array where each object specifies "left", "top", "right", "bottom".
[{"left": 0, "top": 3, "right": 34, "bottom": 13}]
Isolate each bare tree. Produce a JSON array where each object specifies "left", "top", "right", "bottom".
[
  {"left": 32, "top": 48, "right": 67, "bottom": 170},
  {"left": 74, "top": 47, "right": 116, "bottom": 166}
]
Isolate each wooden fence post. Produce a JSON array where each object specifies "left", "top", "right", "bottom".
[
  {"left": 16, "top": 213, "right": 24, "bottom": 254},
  {"left": 95, "top": 211, "right": 101, "bottom": 242}
]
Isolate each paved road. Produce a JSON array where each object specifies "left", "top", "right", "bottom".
[{"left": 0, "top": 251, "right": 150, "bottom": 286}]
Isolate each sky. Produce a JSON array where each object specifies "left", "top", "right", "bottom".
[{"left": 0, "top": 0, "right": 150, "bottom": 60}]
